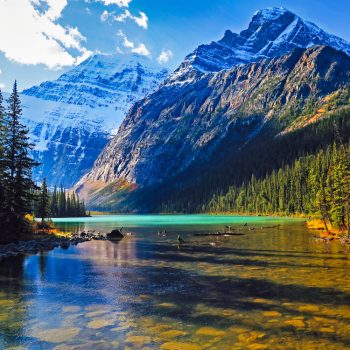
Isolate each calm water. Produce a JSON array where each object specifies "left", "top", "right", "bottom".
[{"left": 0, "top": 215, "right": 349, "bottom": 350}]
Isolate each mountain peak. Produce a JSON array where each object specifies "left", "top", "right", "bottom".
[
  {"left": 21, "top": 53, "right": 169, "bottom": 187},
  {"left": 76, "top": 44, "right": 350, "bottom": 206},
  {"left": 167, "top": 8, "right": 350, "bottom": 85},
  {"left": 252, "top": 7, "right": 293, "bottom": 20}
]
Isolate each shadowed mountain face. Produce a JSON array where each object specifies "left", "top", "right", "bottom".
[
  {"left": 76, "top": 46, "right": 350, "bottom": 207},
  {"left": 20, "top": 54, "right": 168, "bottom": 187},
  {"left": 74, "top": 8, "right": 350, "bottom": 209}
]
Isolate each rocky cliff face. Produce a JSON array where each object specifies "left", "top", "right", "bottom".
[
  {"left": 76, "top": 46, "right": 350, "bottom": 204},
  {"left": 21, "top": 54, "right": 168, "bottom": 187},
  {"left": 75, "top": 8, "right": 350, "bottom": 208},
  {"left": 166, "top": 7, "right": 350, "bottom": 85}
]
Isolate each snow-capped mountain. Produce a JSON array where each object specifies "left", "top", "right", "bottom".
[
  {"left": 20, "top": 53, "right": 169, "bottom": 187},
  {"left": 167, "top": 7, "right": 350, "bottom": 85},
  {"left": 75, "top": 8, "right": 350, "bottom": 210}
]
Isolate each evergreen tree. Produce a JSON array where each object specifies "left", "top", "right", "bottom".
[
  {"left": 38, "top": 178, "right": 50, "bottom": 225},
  {"left": 330, "top": 143, "right": 350, "bottom": 235},
  {"left": 0, "top": 89, "right": 6, "bottom": 214},
  {"left": 58, "top": 187, "right": 66, "bottom": 217},
  {"left": 203, "top": 141, "right": 350, "bottom": 234},
  {"left": 3, "top": 81, "right": 38, "bottom": 215},
  {"left": 50, "top": 185, "right": 58, "bottom": 217},
  {"left": 34, "top": 187, "right": 86, "bottom": 218}
]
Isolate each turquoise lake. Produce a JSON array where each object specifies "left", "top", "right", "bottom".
[{"left": 0, "top": 215, "right": 349, "bottom": 350}]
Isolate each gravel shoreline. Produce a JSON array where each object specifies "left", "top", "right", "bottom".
[{"left": 0, "top": 231, "right": 107, "bottom": 259}]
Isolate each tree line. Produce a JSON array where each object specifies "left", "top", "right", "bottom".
[
  {"left": 34, "top": 181, "right": 87, "bottom": 219},
  {"left": 204, "top": 141, "right": 350, "bottom": 235},
  {"left": 155, "top": 106, "right": 350, "bottom": 215},
  {"left": 0, "top": 82, "right": 86, "bottom": 242}
]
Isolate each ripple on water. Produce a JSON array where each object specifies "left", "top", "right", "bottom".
[{"left": 32, "top": 327, "right": 81, "bottom": 343}]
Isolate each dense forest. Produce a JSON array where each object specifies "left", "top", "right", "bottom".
[
  {"left": 154, "top": 106, "right": 350, "bottom": 221},
  {"left": 205, "top": 142, "right": 350, "bottom": 234},
  {"left": 34, "top": 183, "right": 87, "bottom": 219}
]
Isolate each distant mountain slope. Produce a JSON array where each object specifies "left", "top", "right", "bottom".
[
  {"left": 74, "top": 8, "right": 350, "bottom": 210},
  {"left": 76, "top": 46, "right": 350, "bottom": 208},
  {"left": 167, "top": 7, "right": 350, "bottom": 85},
  {"left": 21, "top": 54, "right": 169, "bottom": 187}
]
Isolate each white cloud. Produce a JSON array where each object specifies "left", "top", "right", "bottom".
[
  {"left": 97, "top": 0, "right": 131, "bottom": 8},
  {"left": 44, "top": 0, "right": 67, "bottom": 20},
  {"left": 133, "top": 12, "right": 148, "bottom": 29},
  {"left": 102, "top": 9, "right": 148, "bottom": 29},
  {"left": 0, "top": 69, "right": 4, "bottom": 89},
  {"left": 157, "top": 50, "right": 173, "bottom": 64},
  {"left": 118, "top": 30, "right": 134, "bottom": 48},
  {"left": 0, "top": 68, "right": 3, "bottom": 89},
  {"left": 117, "top": 30, "right": 150, "bottom": 56},
  {"left": 100, "top": 10, "right": 110, "bottom": 22},
  {"left": 115, "top": 10, "right": 148, "bottom": 29},
  {"left": 75, "top": 50, "right": 94, "bottom": 65},
  {"left": 132, "top": 43, "right": 150, "bottom": 56},
  {"left": 0, "top": 0, "right": 92, "bottom": 69}
]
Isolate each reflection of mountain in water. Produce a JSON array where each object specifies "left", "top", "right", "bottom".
[{"left": 78, "top": 239, "right": 137, "bottom": 264}]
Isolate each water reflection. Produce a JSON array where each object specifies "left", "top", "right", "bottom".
[{"left": 0, "top": 217, "right": 349, "bottom": 349}]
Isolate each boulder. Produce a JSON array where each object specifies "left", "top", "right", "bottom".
[{"left": 106, "top": 229, "right": 124, "bottom": 240}]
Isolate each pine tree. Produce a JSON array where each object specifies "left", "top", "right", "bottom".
[
  {"left": 0, "top": 89, "right": 6, "bottom": 214},
  {"left": 50, "top": 185, "right": 58, "bottom": 217},
  {"left": 38, "top": 178, "right": 50, "bottom": 225},
  {"left": 58, "top": 187, "right": 66, "bottom": 217},
  {"left": 329, "top": 144, "right": 347, "bottom": 231},
  {"left": 315, "top": 186, "right": 330, "bottom": 231},
  {"left": 3, "top": 81, "right": 38, "bottom": 215}
]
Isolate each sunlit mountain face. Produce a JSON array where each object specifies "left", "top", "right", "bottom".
[
  {"left": 75, "top": 8, "right": 350, "bottom": 211},
  {"left": 20, "top": 53, "right": 169, "bottom": 187}
]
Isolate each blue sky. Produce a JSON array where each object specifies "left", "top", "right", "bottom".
[{"left": 0, "top": 0, "right": 350, "bottom": 92}]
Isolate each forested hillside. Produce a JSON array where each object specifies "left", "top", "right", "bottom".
[
  {"left": 205, "top": 142, "right": 350, "bottom": 231},
  {"left": 157, "top": 106, "right": 350, "bottom": 217}
]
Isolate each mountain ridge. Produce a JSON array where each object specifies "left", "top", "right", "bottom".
[
  {"left": 166, "top": 7, "right": 350, "bottom": 85},
  {"left": 20, "top": 53, "right": 169, "bottom": 187},
  {"left": 76, "top": 45, "right": 350, "bottom": 207}
]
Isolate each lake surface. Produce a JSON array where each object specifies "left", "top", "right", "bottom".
[{"left": 0, "top": 215, "right": 349, "bottom": 350}]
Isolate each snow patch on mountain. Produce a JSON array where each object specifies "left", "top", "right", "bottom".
[
  {"left": 166, "top": 7, "right": 350, "bottom": 85},
  {"left": 20, "top": 53, "right": 169, "bottom": 187}
]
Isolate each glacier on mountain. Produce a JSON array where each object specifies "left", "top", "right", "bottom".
[{"left": 20, "top": 53, "right": 169, "bottom": 187}]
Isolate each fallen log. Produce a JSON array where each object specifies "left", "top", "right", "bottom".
[{"left": 194, "top": 232, "right": 245, "bottom": 237}]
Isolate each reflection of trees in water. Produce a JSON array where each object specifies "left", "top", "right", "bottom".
[
  {"left": 39, "top": 252, "right": 48, "bottom": 281},
  {"left": 0, "top": 255, "right": 27, "bottom": 347},
  {"left": 55, "top": 222, "right": 86, "bottom": 233}
]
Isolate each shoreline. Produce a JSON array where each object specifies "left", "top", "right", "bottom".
[
  {"left": 307, "top": 219, "right": 350, "bottom": 243},
  {"left": 2, "top": 215, "right": 348, "bottom": 257},
  {"left": 0, "top": 231, "right": 106, "bottom": 260}
]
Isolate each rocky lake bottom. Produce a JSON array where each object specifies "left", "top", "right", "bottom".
[{"left": 0, "top": 215, "right": 349, "bottom": 350}]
